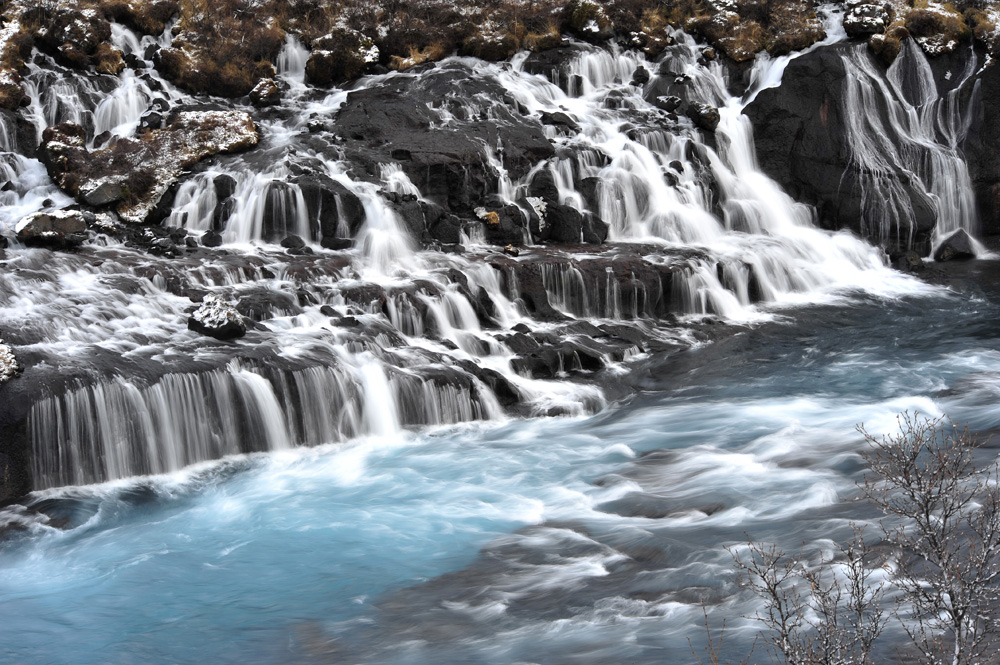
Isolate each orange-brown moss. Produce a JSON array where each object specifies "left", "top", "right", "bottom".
[
  {"left": 389, "top": 43, "right": 449, "bottom": 72},
  {"left": 94, "top": 42, "right": 125, "bottom": 75},
  {"left": 101, "top": 0, "right": 178, "bottom": 35}
]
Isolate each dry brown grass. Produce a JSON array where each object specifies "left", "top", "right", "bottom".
[
  {"left": 388, "top": 42, "right": 449, "bottom": 71},
  {"left": 905, "top": 3, "right": 971, "bottom": 42},
  {"left": 101, "top": 0, "right": 179, "bottom": 35},
  {"left": 521, "top": 21, "right": 563, "bottom": 52},
  {"left": 964, "top": 8, "right": 999, "bottom": 53},
  {"left": 150, "top": 0, "right": 284, "bottom": 95},
  {"left": 94, "top": 42, "right": 125, "bottom": 74}
]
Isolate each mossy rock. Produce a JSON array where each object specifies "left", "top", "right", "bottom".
[
  {"left": 459, "top": 31, "right": 518, "bottom": 62},
  {"left": 306, "top": 28, "right": 378, "bottom": 86},
  {"left": 564, "top": 0, "right": 613, "bottom": 43}
]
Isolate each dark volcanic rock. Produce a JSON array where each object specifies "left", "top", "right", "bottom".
[
  {"left": 334, "top": 63, "right": 554, "bottom": 212},
  {"left": 744, "top": 44, "right": 937, "bottom": 253},
  {"left": 294, "top": 173, "right": 366, "bottom": 243},
  {"left": 964, "top": 58, "right": 1000, "bottom": 237},
  {"left": 934, "top": 229, "right": 976, "bottom": 262}
]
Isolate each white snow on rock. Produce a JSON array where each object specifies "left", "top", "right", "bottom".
[
  {"left": 0, "top": 339, "right": 22, "bottom": 384},
  {"left": 192, "top": 294, "right": 244, "bottom": 330}
]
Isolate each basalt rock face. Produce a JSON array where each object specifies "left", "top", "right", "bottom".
[
  {"left": 744, "top": 40, "right": 995, "bottom": 255},
  {"left": 333, "top": 62, "right": 554, "bottom": 215},
  {"left": 40, "top": 111, "right": 259, "bottom": 224},
  {"left": 963, "top": 56, "right": 1000, "bottom": 237}
]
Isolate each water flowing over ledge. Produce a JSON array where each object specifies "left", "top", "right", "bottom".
[{"left": 1, "top": 23, "right": 946, "bottom": 495}]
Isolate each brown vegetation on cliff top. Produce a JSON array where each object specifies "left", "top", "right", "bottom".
[{"left": 1, "top": 0, "right": 998, "bottom": 100}]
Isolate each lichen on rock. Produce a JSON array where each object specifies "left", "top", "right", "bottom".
[
  {"left": 40, "top": 111, "right": 259, "bottom": 223},
  {"left": 0, "top": 339, "right": 23, "bottom": 385},
  {"left": 187, "top": 294, "right": 247, "bottom": 341}
]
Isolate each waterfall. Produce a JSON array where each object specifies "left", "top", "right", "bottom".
[
  {"left": 840, "top": 39, "right": 981, "bottom": 251},
  {"left": 276, "top": 34, "right": 309, "bottom": 87},
  {"left": 2, "top": 23, "right": 932, "bottom": 492},
  {"left": 92, "top": 71, "right": 152, "bottom": 141}
]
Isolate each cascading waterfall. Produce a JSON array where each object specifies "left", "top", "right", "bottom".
[
  {"left": 0, "top": 20, "right": 936, "bottom": 492},
  {"left": 276, "top": 34, "right": 309, "bottom": 87},
  {"left": 496, "top": 33, "right": 903, "bottom": 319},
  {"left": 7, "top": 8, "right": 1000, "bottom": 664},
  {"left": 91, "top": 71, "right": 152, "bottom": 141},
  {"left": 841, "top": 38, "right": 981, "bottom": 251}
]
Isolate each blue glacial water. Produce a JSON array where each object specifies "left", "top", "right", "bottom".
[{"left": 3, "top": 267, "right": 1000, "bottom": 665}]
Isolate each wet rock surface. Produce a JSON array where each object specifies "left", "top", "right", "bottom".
[
  {"left": 934, "top": 229, "right": 976, "bottom": 262},
  {"left": 39, "top": 111, "right": 259, "bottom": 223},
  {"left": 745, "top": 43, "right": 942, "bottom": 254},
  {"left": 332, "top": 63, "right": 554, "bottom": 213}
]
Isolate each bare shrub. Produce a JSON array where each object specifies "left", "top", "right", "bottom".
[
  {"left": 734, "top": 413, "right": 1000, "bottom": 665},
  {"left": 732, "top": 526, "right": 888, "bottom": 665},
  {"left": 858, "top": 413, "right": 1000, "bottom": 665}
]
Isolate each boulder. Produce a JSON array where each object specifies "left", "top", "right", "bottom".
[
  {"left": 654, "top": 95, "right": 682, "bottom": 112},
  {"left": 527, "top": 169, "right": 560, "bottom": 204},
  {"left": 82, "top": 181, "right": 125, "bottom": 206},
  {"left": 843, "top": 1, "right": 889, "bottom": 38},
  {"left": 280, "top": 234, "right": 306, "bottom": 250},
  {"left": 894, "top": 250, "right": 925, "bottom": 272},
  {"left": 540, "top": 111, "right": 581, "bottom": 132},
  {"left": 933, "top": 229, "right": 976, "bottom": 262},
  {"left": 15, "top": 210, "right": 87, "bottom": 246},
  {"left": 686, "top": 102, "right": 720, "bottom": 132},
  {"left": 546, "top": 204, "right": 584, "bottom": 243},
  {"left": 187, "top": 295, "right": 246, "bottom": 340},
  {"left": 214, "top": 174, "right": 237, "bottom": 200},
  {"left": 250, "top": 78, "right": 281, "bottom": 107},
  {"left": 631, "top": 66, "right": 650, "bottom": 86},
  {"left": 482, "top": 205, "right": 527, "bottom": 246},
  {"left": 429, "top": 215, "right": 465, "bottom": 244},
  {"left": 40, "top": 112, "right": 259, "bottom": 224}
]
